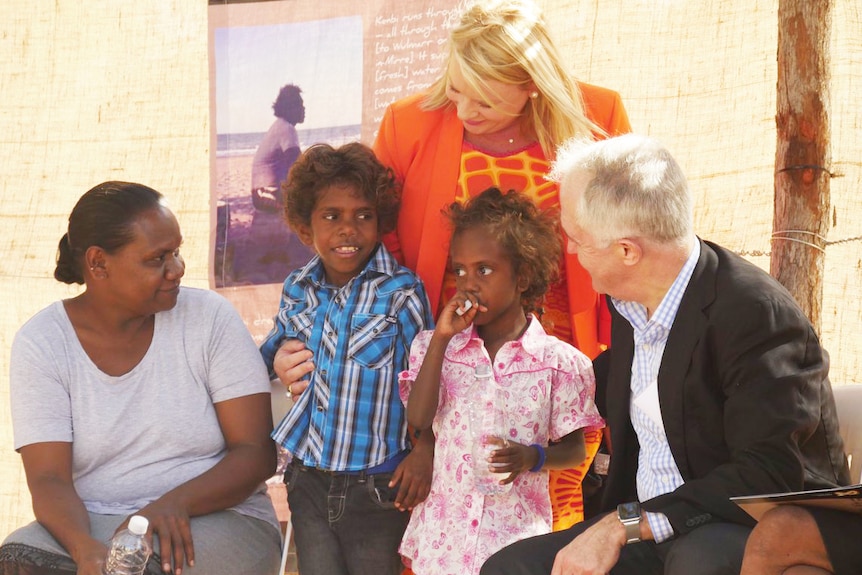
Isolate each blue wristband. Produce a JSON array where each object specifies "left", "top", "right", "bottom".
[{"left": 529, "top": 444, "right": 546, "bottom": 472}]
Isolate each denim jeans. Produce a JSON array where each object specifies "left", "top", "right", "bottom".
[{"left": 284, "top": 461, "right": 409, "bottom": 575}]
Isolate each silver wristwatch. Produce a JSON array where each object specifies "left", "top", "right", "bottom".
[{"left": 617, "top": 501, "right": 641, "bottom": 544}]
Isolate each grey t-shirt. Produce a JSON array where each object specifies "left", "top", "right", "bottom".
[{"left": 9, "top": 287, "right": 278, "bottom": 529}]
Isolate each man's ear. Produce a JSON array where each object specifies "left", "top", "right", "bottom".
[
  {"left": 295, "top": 224, "right": 314, "bottom": 247},
  {"left": 618, "top": 238, "right": 642, "bottom": 266}
]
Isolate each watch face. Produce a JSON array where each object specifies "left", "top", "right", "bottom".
[{"left": 618, "top": 501, "right": 641, "bottom": 520}]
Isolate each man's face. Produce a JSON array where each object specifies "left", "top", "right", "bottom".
[
  {"left": 287, "top": 97, "right": 305, "bottom": 125},
  {"left": 560, "top": 172, "right": 623, "bottom": 298}
]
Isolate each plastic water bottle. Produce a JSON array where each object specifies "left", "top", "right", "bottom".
[
  {"left": 466, "top": 364, "right": 511, "bottom": 495},
  {"left": 104, "top": 515, "right": 152, "bottom": 575}
]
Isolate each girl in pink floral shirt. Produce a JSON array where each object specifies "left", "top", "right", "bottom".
[{"left": 399, "top": 188, "right": 604, "bottom": 575}]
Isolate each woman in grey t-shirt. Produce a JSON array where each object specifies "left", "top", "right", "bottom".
[{"left": 0, "top": 181, "right": 281, "bottom": 575}]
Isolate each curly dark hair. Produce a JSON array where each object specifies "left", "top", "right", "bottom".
[
  {"left": 54, "top": 181, "right": 164, "bottom": 285},
  {"left": 282, "top": 142, "right": 400, "bottom": 235},
  {"left": 444, "top": 187, "right": 561, "bottom": 313}
]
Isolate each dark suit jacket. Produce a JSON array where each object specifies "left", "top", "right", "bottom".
[{"left": 598, "top": 239, "right": 849, "bottom": 535}]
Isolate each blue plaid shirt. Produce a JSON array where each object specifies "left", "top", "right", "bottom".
[
  {"left": 611, "top": 238, "right": 700, "bottom": 542},
  {"left": 261, "top": 244, "right": 433, "bottom": 471}
]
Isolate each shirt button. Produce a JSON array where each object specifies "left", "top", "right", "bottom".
[{"left": 316, "top": 405, "right": 324, "bottom": 412}]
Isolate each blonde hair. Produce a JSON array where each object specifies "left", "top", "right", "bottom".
[{"left": 423, "top": 0, "right": 602, "bottom": 158}]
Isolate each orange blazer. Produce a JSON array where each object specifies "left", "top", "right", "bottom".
[{"left": 373, "top": 82, "right": 631, "bottom": 359}]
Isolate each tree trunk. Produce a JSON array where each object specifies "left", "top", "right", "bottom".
[{"left": 772, "top": 0, "right": 832, "bottom": 333}]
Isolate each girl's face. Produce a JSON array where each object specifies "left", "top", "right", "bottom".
[
  {"left": 445, "top": 61, "right": 531, "bottom": 138},
  {"left": 297, "top": 183, "right": 379, "bottom": 287},
  {"left": 101, "top": 206, "right": 185, "bottom": 316},
  {"left": 450, "top": 226, "right": 527, "bottom": 328}
]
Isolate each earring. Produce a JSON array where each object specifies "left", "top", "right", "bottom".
[{"left": 530, "top": 91, "right": 539, "bottom": 99}]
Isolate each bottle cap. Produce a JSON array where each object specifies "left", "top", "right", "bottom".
[
  {"left": 474, "top": 364, "right": 492, "bottom": 378},
  {"left": 128, "top": 515, "right": 149, "bottom": 535}
]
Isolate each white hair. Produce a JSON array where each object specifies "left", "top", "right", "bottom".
[{"left": 550, "top": 134, "right": 694, "bottom": 247}]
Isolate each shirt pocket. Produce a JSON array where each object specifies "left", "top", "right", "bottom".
[
  {"left": 347, "top": 313, "right": 398, "bottom": 370},
  {"left": 281, "top": 310, "right": 315, "bottom": 342}
]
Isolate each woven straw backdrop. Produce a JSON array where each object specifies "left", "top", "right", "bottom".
[{"left": 0, "top": 0, "right": 859, "bottom": 543}]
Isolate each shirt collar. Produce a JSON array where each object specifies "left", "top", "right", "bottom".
[
  {"left": 446, "top": 314, "right": 545, "bottom": 358},
  {"left": 612, "top": 237, "right": 701, "bottom": 331}
]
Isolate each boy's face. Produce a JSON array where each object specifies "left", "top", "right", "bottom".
[{"left": 297, "top": 183, "right": 379, "bottom": 287}]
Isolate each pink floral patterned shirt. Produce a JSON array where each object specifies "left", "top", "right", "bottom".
[{"left": 398, "top": 316, "right": 604, "bottom": 575}]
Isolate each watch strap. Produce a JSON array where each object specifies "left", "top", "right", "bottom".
[{"left": 617, "top": 502, "right": 642, "bottom": 544}]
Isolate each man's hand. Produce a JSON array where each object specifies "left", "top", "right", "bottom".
[{"left": 551, "top": 512, "right": 626, "bottom": 575}]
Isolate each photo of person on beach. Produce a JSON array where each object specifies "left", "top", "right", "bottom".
[{"left": 211, "top": 15, "right": 362, "bottom": 288}]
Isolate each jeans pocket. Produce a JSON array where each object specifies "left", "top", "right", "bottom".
[
  {"left": 283, "top": 460, "right": 302, "bottom": 495},
  {"left": 367, "top": 473, "right": 398, "bottom": 509}
]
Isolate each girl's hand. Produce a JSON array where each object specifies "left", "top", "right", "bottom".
[
  {"left": 485, "top": 438, "right": 540, "bottom": 485},
  {"left": 435, "top": 291, "right": 486, "bottom": 338}
]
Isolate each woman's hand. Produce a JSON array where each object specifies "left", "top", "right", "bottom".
[
  {"left": 273, "top": 339, "right": 314, "bottom": 401},
  {"left": 19, "top": 443, "right": 112, "bottom": 575},
  {"left": 132, "top": 498, "right": 194, "bottom": 575},
  {"left": 71, "top": 538, "right": 110, "bottom": 575},
  {"left": 128, "top": 393, "right": 276, "bottom": 574}
]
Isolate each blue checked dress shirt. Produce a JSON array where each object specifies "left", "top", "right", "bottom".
[
  {"left": 260, "top": 243, "right": 433, "bottom": 471},
  {"left": 611, "top": 239, "right": 700, "bottom": 542}
]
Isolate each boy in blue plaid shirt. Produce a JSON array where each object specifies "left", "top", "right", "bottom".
[{"left": 260, "top": 142, "right": 434, "bottom": 575}]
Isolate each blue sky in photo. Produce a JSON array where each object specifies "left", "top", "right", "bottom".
[{"left": 214, "top": 15, "right": 363, "bottom": 134}]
